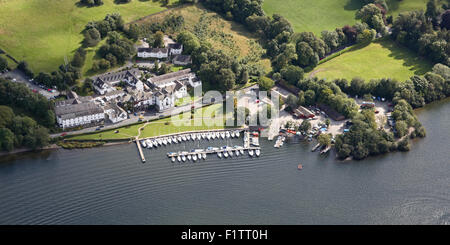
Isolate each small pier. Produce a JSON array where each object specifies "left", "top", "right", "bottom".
[
  {"left": 166, "top": 146, "right": 261, "bottom": 158},
  {"left": 135, "top": 138, "right": 146, "bottom": 163}
]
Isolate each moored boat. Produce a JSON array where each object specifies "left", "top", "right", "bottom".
[
  {"left": 171, "top": 157, "right": 176, "bottom": 162},
  {"left": 167, "top": 137, "right": 172, "bottom": 144},
  {"left": 255, "top": 149, "right": 261, "bottom": 157},
  {"left": 225, "top": 131, "right": 230, "bottom": 138},
  {"left": 141, "top": 140, "right": 147, "bottom": 148},
  {"left": 192, "top": 154, "right": 197, "bottom": 161},
  {"left": 217, "top": 152, "right": 222, "bottom": 158},
  {"left": 177, "top": 155, "right": 182, "bottom": 162},
  {"left": 223, "top": 151, "right": 229, "bottom": 158},
  {"left": 202, "top": 153, "right": 207, "bottom": 160},
  {"left": 187, "top": 154, "right": 192, "bottom": 161},
  {"left": 298, "top": 164, "right": 303, "bottom": 170},
  {"left": 248, "top": 149, "right": 254, "bottom": 157},
  {"left": 182, "top": 155, "right": 186, "bottom": 162}
]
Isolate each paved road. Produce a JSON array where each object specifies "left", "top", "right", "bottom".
[{"left": 0, "top": 69, "right": 60, "bottom": 99}]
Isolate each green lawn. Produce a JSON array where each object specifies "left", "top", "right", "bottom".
[
  {"left": 263, "top": 0, "right": 440, "bottom": 35},
  {"left": 0, "top": 0, "right": 177, "bottom": 73},
  {"left": 308, "top": 39, "right": 433, "bottom": 81},
  {"left": 70, "top": 103, "right": 233, "bottom": 140},
  {"left": 263, "top": 0, "right": 363, "bottom": 34}
]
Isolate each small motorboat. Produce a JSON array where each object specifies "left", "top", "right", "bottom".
[
  {"left": 152, "top": 140, "right": 158, "bottom": 147},
  {"left": 186, "top": 134, "right": 191, "bottom": 141},
  {"left": 235, "top": 131, "right": 240, "bottom": 137},
  {"left": 162, "top": 138, "right": 168, "bottom": 145},
  {"left": 298, "top": 164, "right": 303, "bottom": 170},
  {"left": 223, "top": 151, "right": 229, "bottom": 158},
  {"left": 207, "top": 133, "right": 211, "bottom": 140},
  {"left": 225, "top": 131, "right": 231, "bottom": 138},
  {"left": 235, "top": 150, "right": 240, "bottom": 156},
  {"left": 248, "top": 149, "right": 254, "bottom": 157},
  {"left": 231, "top": 131, "right": 235, "bottom": 138},
  {"left": 191, "top": 134, "right": 196, "bottom": 140},
  {"left": 141, "top": 140, "right": 147, "bottom": 148},
  {"left": 147, "top": 140, "right": 153, "bottom": 148},
  {"left": 239, "top": 149, "right": 244, "bottom": 155},
  {"left": 217, "top": 152, "right": 222, "bottom": 158},
  {"left": 167, "top": 137, "right": 172, "bottom": 144},
  {"left": 178, "top": 136, "right": 183, "bottom": 142},
  {"left": 192, "top": 154, "right": 197, "bottom": 161},
  {"left": 181, "top": 155, "right": 186, "bottom": 162},
  {"left": 157, "top": 139, "right": 162, "bottom": 146},
  {"left": 197, "top": 153, "right": 202, "bottom": 160},
  {"left": 220, "top": 132, "right": 225, "bottom": 139},
  {"left": 187, "top": 154, "right": 192, "bottom": 161},
  {"left": 171, "top": 157, "right": 176, "bottom": 162},
  {"left": 173, "top": 137, "right": 178, "bottom": 144},
  {"left": 228, "top": 150, "right": 233, "bottom": 157},
  {"left": 216, "top": 132, "right": 220, "bottom": 139},
  {"left": 177, "top": 155, "right": 182, "bottom": 162},
  {"left": 255, "top": 149, "right": 261, "bottom": 157},
  {"left": 202, "top": 153, "right": 207, "bottom": 160},
  {"left": 181, "top": 135, "right": 186, "bottom": 141}
]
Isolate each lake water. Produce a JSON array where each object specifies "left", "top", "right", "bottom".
[{"left": 0, "top": 100, "right": 449, "bottom": 225}]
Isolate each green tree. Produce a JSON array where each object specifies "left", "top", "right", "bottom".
[
  {"left": 0, "top": 56, "right": 8, "bottom": 71},
  {"left": 258, "top": 77, "right": 274, "bottom": 91}
]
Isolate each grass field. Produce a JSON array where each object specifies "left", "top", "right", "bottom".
[
  {"left": 263, "top": 0, "right": 439, "bottom": 34},
  {"left": 70, "top": 103, "right": 233, "bottom": 140},
  {"left": 0, "top": 0, "right": 177, "bottom": 73},
  {"left": 308, "top": 39, "right": 433, "bottom": 81},
  {"left": 136, "top": 3, "right": 272, "bottom": 73}
]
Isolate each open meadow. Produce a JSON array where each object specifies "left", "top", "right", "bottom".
[
  {"left": 0, "top": 0, "right": 177, "bottom": 73},
  {"left": 308, "top": 39, "right": 433, "bottom": 81},
  {"left": 263, "top": 0, "right": 439, "bottom": 34}
]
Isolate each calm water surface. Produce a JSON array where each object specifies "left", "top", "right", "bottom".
[{"left": 0, "top": 100, "right": 449, "bottom": 224}]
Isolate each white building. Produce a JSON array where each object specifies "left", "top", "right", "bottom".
[
  {"left": 55, "top": 94, "right": 104, "bottom": 129},
  {"left": 137, "top": 48, "right": 169, "bottom": 59},
  {"left": 168, "top": 43, "right": 183, "bottom": 56},
  {"left": 93, "top": 77, "right": 114, "bottom": 95},
  {"left": 104, "top": 103, "right": 128, "bottom": 123}
]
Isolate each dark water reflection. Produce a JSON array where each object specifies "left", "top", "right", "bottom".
[{"left": 0, "top": 99, "right": 449, "bottom": 224}]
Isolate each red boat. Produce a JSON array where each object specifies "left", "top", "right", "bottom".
[{"left": 298, "top": 164, "right": 303, "bottom": 170}]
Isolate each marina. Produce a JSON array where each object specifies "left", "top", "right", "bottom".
[{"left": 133, "top": 128, "right": 261, "bottom": 162}]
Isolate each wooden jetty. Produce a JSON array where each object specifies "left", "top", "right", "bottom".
[
  {"left": 166, "top": 146, "right": 261, "bottom": 158},
  {"left": 135, "top": 138, "right": 146, "bottom": 163}
]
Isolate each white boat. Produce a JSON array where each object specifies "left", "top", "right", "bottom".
[
  {"left": 152, "top": 140, "right": 158, "bottom": 147},
  {"left": 216, "top": 132, "right": 220, "bottom": 139},
  {"left": 177, "top": 155, "right": 181, "bottom": 162},
  {"left": 202, "top": 133, "right": 206, "bottom": 140},
  {"left": 171, "top": 157, "right": 176, "bottom": 162},
  {"left": 191, "top": 134, "right": 196, "bottom": 140},
  {"left": 182, "top": 155, "right": 186, "bottom": 162},
  {"left": 255, "top": 149, "right": 261, "bottom": 157},
  {"left": 212, "top": 132, "right": 216, "bottom": 139},
  {"left": 141, "top": 140, "right": 147, "bottom": 148},
  {"left": 187, "top": 154, "right": 192, "bottom": 161},
  {"left": 240, "top": 149, "right": 244, "bottom": 155},
  {"left": 235, "top": 150, "right": 240, "bottom": 156},
  {"left": 220, "top": 132, "right": 225, "bottom": 139},
  {"left": 235, "top": 131, "right": 240, "bottom": 137},
  {"left": 147, "top": 140, "right": 153, "bottom": 148},
  {"left": 163, "top": 138, "right": 168, "bottom": 145},
  {"left": 197, "top": 133, "right": 202, "bottom": 140},
  {"left": 207, "top": 133, "right": 211, "bottom": 140},
  {"left": 173, "top": 137, "right": 178, "bottom": 144},
  {"left": 248, "top": 149, "right": 254, "bottom": 157},
  {"left": 223, "top": 151, "right": 229, "bottom": 158},
  {"left": 228, "top": 150, "right": 233, "bottom": 157},
  {"left": 186, "top": 134, "right": 191, "bottom": 141},
  {"left": 225, "top": 131, "right": 230, "bottom": 138},
  {"left": 217, "top": 152, "right": 222, "bottom": 158},
  {"left": 202, "top": 153, "right": 207, "bottom": 160},
  {"left": 192, "top": 154, "right": 197, "bottom": 161},
  {"left": 197, "top": 153, "right": 202, "bottom": 159},
  {"left": 157, "top": 139, "right": 162, "bottom": 146},
  {"left": 167, "top": 137, "right": 172, "bottom": 144}
]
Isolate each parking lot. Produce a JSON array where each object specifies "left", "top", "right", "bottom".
[{"left": 0, "top": 69, "right": 60, "bottom": 99}]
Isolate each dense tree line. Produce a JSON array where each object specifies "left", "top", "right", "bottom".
[
  {"left": 333, "top": 63, "right": 450, "bottom": 108},
  {"left": 126, "top": 14, "right": 185, "bottom": 41},
  {"left": 200, "top": 0, "right": 264, "bottom": 23},
  {"left": 0, "top": 105, "right": 50, "bottom": 152},
  {"left": 392, "top": 7, "right": 449, "bottom": 66},
  {"left": 93, "top": 31, "right": 135, "bottom": 71}
]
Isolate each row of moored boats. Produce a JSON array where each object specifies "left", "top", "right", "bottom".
[
  {"left": 140, "top": 130, "right": 241, "bottom": 149},
  {"left": 168, "top": 146, "right": 260, "bottom": 163}
]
